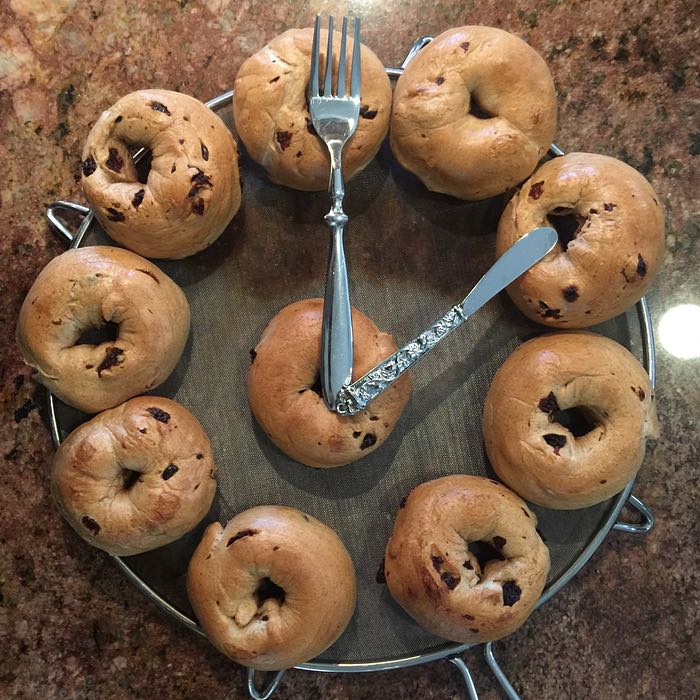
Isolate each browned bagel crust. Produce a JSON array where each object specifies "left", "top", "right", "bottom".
[
  {"left": 390, "top": 26, "right": 557, "bottom": 200},
  {"left": 52, "top": 397, "right": 217, "bottom": 556},
  {"left": 385, "top": 475, "right": 549, "bottom": 643},
  {"left": 187, "top": 506, "right": 356, "bottom": 670},
  {"left": 81, "top": 89, "right": 241, "bottom": 259},
  {"left": 483, "top": 332, "right": 659, "bottom": 509},
  {"left": 16, "top": 246, "right": 190, "bottom": 414},
  {"left": 247, "top": 299, "right": 412, "bottom": 468},
  {"left": 233, "top": 28, "right": 392, "bottom": 191},
  {"left": 496, "top": 153, "right": 665, "bottom": 327}
]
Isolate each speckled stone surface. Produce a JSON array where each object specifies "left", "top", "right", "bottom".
[{"left": 1, "top": 1, "right": 698, "bottom": 698}]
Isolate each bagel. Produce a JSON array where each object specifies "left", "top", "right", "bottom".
[
  {"left": 51, "top": 397, "right": 217, "bottom": 556},
  {"left": 390, "top": 26, "right": 557, "bottom": 200},
  {"left": 483, "top": 332, "right": 659, "bottom": 509},
  {"left": 496, "top": 153, "right": 665, "bottom": 327},
  {"left": 16, "top": 246, "right": 190, "bottom": 414},
  {"left": 384, "top": 475, "right": 549, "bottom": 643},
  {"left": 233, "top": 28, "right": 392, "bottom": 191},
  {"left": 187, "top": 506, "right": 356, "bottom": 670},
  {"left": 247, "top": 299, "right": 411, "bottom": 468},
  {"left": 81, "top": 89, "right": 241, "bottom": 259}
]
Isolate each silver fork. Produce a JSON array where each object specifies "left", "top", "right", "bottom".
[{"left": 309, "top": 14, "right": 361, "bottom": 412}]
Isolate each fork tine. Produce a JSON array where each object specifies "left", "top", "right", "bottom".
[
  {"left": 337, "top": 16, "right": 348, "bottom": 97},
  {"left": 350, "top": 17, "right": 361, "bottom": 99},
  {"left": 323, "top": 16, "right": 334, "bottom": 97},
  {"left": 310, "top": 15, "right": 320, "bottom": 97}
]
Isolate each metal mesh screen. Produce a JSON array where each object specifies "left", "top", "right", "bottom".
[{"left": 53, "top": 100, "right": 642, "bottom": 666}]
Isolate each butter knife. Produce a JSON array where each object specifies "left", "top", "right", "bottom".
[{"left": 335, "top": 226, "right": 558, "bottom": 415}]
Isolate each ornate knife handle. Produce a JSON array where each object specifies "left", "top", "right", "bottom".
[{"left": 335, "top": 305, "right": 467, "bottom": 416}]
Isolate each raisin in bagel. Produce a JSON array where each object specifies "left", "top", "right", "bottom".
[
  {"left": 248, "top": 299, "right": 411, "bottom": 468},
  {"left": 384, "top": 475, "right": 549, "bottom": 643},
  {"left": 390, "top": 26, "right": 557, "bottom": 200},
  {"left": 233, "top": 28, "right": 391, "bottom": 190},
  {"left": 81, "top": 89, "right": 240, "bottom": 259},
  {"left": 187, "top": 506, "right": 356, "bottom": 670},
  {"left": 483, "top": 332, "right": 659, "bottom": 509},
  {"left": 16, "top": 246, "right": 190, "bottom": 414},
  {"left": 52, "top": 397, "right": 217, "bottom": 556},
  {"left": 496, "top": 153, "right": 665, "bottom": 327}
]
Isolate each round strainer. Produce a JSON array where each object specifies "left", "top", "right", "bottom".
[{"left": 47, "top": 64, "right": 654, "bottom": 697}]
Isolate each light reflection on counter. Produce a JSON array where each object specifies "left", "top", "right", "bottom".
[{"left": 657, "top": 304, "right": 700, "bottom": 359}]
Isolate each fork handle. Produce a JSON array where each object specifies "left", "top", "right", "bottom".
[{"left": 321, "top": 144, "right": 353, "bottom": 411}]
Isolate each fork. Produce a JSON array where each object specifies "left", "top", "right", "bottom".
[{"left": 309, "top": 14, "right": 361, "bottom": 412}]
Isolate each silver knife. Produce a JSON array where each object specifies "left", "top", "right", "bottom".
[{"left": 335, "top": 226, "right": 558, "bottom": 416}]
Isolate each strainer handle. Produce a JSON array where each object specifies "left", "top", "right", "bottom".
[
  {"left": 484, "top": 642, "right": 520, "bottom": 699},
  {"left": 246, "top": 668, "right": 286, "bottom": 700},
  {"left": 613, "top": 494, "right": 654, "bottom": 534},
  {"left": 46, "top": 200, "right": 89, "bottom": 243},
  {"left": 385, "top": 35, "right": 433, "bottom": 78},
  {"left": 449, "top": 656, "right": 480, "bottom": 699},
  {"left": 449, "top": 646, "right": 522, "bottom": 700}
]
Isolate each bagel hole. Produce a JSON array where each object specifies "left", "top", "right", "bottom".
[
  {"left": 122, "top": 468, "right": 140, "bottom": 490},
  {"left": 256, "top": 578, "right": 285, "bottom": 607},
  {"left": 467, "top": 541, "right": 505, "bottom": 575},
  {"left": 546, "top": 209, "right": 586, "bottom": 251},
  {"left": 134, "top": 147, "right": 152, "bottom": 184},
  {"left": 125, "top": 144, "right": 153, "bottom": 184},
  {"left": 552, "top": 405, "right": 599, "bottom": 437},
  {"left": 75, "top": 321, "right": 119, "bottom": 346},
  {"left": 468, "top": 95, "right": 494, "bottom": 120}
]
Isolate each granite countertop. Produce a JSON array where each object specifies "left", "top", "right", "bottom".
[{"left": 1, "top": 1, "right": 698, "bottom": 698}]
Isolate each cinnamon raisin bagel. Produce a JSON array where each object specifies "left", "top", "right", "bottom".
[
  {"left": 187, "top": 506, "right": 356, "bottom": 670},
  {"left": 16, "top": 246, "right": 190, "bottom": 414},
  {"left": 233, "top": 28, "right": 392, "bottom": 190},
  {"left": 496, "top": 153, "right": 665, "bottom": 327},
  {"left": 483, "top": 332, "right": 659, "bottom": 509},
  {"left": 384, "top": 475, "right": 549, "bottom": 643},
  {"left": 248, "top": 299, "right": 411, "bottom": 468},
  {"left": 390, "top": 26, "right": 557, "bottom": 200},
  {"left": 81, "top": 89, "right": 241, "bottom": 259},
  {"left": 52, "top": 397, "right": 217, "bottom": 556}
]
